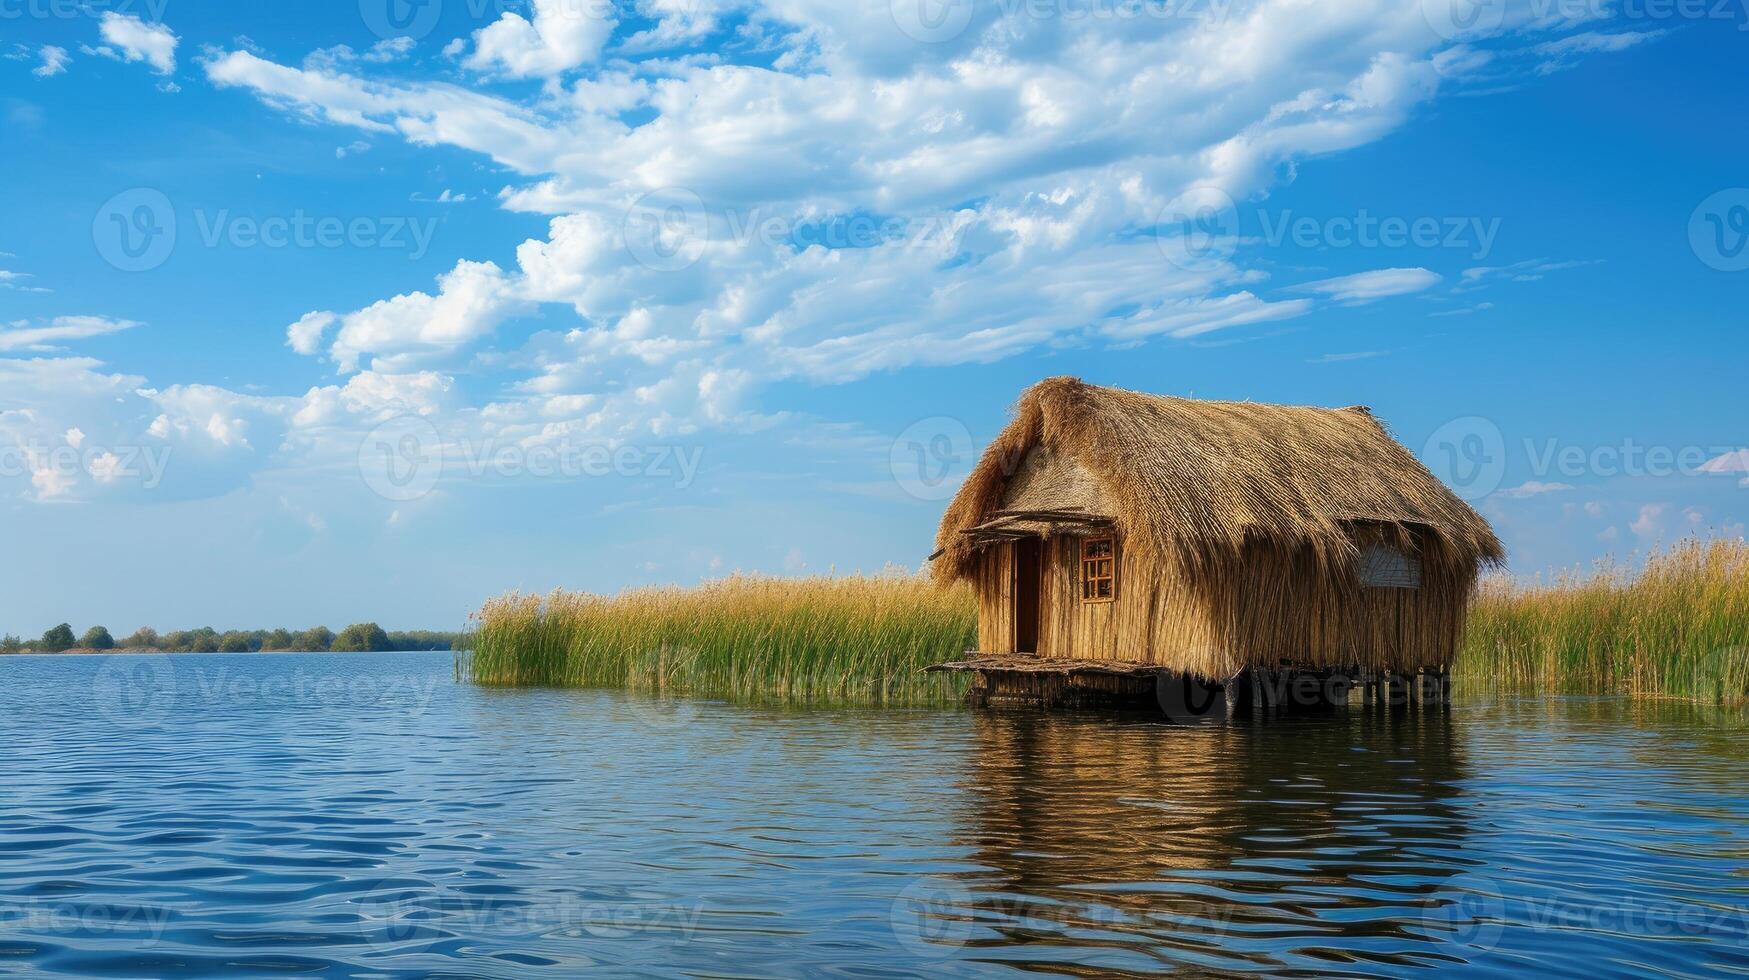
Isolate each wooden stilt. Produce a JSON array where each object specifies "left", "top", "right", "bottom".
[{"left": 1386, "top": 673, "right": 1408, "bottom": 712}]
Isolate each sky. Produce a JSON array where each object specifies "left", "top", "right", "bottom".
[{"left": 1, "top": 0, "right": 1745, "bottom": 634}]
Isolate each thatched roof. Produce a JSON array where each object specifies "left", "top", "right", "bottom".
[{"left": 934, "top": 377, "right": 1504, "bottom": 583}]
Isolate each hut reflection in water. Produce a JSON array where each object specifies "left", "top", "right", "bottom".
[{"left": 919, "top": 709, "right": 1473, "bottom": 973}]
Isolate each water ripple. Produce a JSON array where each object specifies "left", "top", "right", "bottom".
[{"left": 3, "top": 653, "right": 1749, "bottom": 976}]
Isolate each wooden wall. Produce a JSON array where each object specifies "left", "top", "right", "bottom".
[
  {"left": 975, "top": 542, "right": 1014, "bottom": 654},
  {"left": 972, "top": 533, "right": 1468, "bottom": 677},
  {"left": 975, "top": 534, "right": 1219, "bottom": 668}
]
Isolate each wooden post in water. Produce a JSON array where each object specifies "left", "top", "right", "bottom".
[{"left": 1386, "top": 673, "right": 1409, "bottom": 712}]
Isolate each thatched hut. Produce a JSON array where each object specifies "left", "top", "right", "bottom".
[{"left": 927, "top": 377, "right": 1503, "bottom": 711}]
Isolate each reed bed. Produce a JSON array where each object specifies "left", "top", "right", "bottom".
[
  {"left": 464, "top": 539, "right": 1749, "bottom": 707},
  {"left": 1458, "top": 538, "right": 1749, "bottom": 703},
  {"left": 462, "top": 572, "right": 978, "bottom": 705}
]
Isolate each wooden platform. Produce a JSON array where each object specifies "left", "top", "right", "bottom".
[
  {"left": 926, "top": 652, "right": 1450, "bottom": 716},
  {"left": 927, "top": 653, "right": 1169, "bottom": 708},
  {"left": 925, "top": 654, "right": 1175, "bottom": 677}
]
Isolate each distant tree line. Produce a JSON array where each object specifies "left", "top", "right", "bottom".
[{"left": 0, "top": 623, "right": 464, "bottom": 654}]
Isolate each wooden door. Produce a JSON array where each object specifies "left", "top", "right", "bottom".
[{"left": 1014, "top": 537, "right": 1041, "bottom": 654}]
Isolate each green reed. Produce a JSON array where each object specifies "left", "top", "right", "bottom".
[
  {"left": 1458, "top": 538, "right": 1749, "bottom": 703},
  {"left": 461, "top": 572, "right": 978, "bottom": 705}
]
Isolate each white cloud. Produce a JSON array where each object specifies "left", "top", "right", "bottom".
[
  {"left": 306, "top": 36, "right": 417, "bottom": 71},
  {"left": 1494, "top": 480, "right": 1574, "bottom": 499},
  {"left": 464, "top": 0, "right": 617, "bottom": 79},
  {"left": 1294, "top": 268, "right": 1442, "bottom": 304},
  {"left": 286, "top": 311, "right": 338, "bottom": 356},
  {"left": 1630, "top": 503, "right": 1668, "bottom": 539},
  {"left": 34, "top": 45, "right": 70, "bottom": 78},
  {"left": 1701, "top": 449, "right": 1749, "bottom": 488},
  {"left": 0, "top": 316, "right": 140, "bottom": 352},
  {"left": 1308, "top": 351, "right": 1386, "bottom": 364},
  {"left": 292, "top": 370, "right": 453, "bottom": 429},
  {"left": 411, "top": 189, "right": 470, "bottom": 203},
  {"left": 1534, "top": 30, "right": 1665, "bottom": 73},
  {"left": 0, "top": 270, "right": 51, "bottom": 294},
  {"left": 1429, "top": 301, "right": 1494, "bottom": 317},
  {"left": 196, "top": 2, "right": 1647, "bottom": 445},
  {"left": 1700, "top": 449, "right": 1749, "bottom": 474},
  {"left": 326, "top": 260, "right": 519, "bottom": 372},
  {"left": 97, "top": 12, "right": 179, "bottom": 76},
  {"left": 335, "top": 140, "right": 371, "bottom": 158}
]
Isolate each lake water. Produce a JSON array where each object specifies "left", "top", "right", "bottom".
[{"left": 2, "top": 652, "right": 1747, "bottom": 977}]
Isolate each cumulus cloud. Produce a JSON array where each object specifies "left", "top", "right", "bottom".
[
  {"left": 1630, "top": 503, "right": 1668, "bottom": 539},
  {"left": 286, "top": 311, "right": 337, "bottom": 356},
  {"left": 464, "top": 0, "right": 617, "bottom": 79},
  {"left": 190, "top": 0, "right": 1652, "bottom": 443},
  {"left": 325, "top": 260, "right": 519, "bottom": 372},
  {"left": 96, "top": 12, "right": 179, "bottom": 75}
]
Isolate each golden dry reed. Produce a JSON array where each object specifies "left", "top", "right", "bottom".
[
  {"left": 462, "top": 572, "right": 978, "bottom": 705},
  {"left": 464, "top": 539, "right": 1749, "bottom": 706},
  {"left": 1459, "top": 538, "right": 1749, "bottom": 703}
]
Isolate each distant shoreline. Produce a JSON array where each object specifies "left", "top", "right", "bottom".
[{"left": 1, "top": 648, "right": 460, "bottom": 656}]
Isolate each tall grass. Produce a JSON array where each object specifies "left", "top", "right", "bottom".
[
  {"left": 462, "top": 572, "right": 978, "bottom": 705},
  {"left": 1459, "top": 538, "right": 1749, "bottom": 703},
  {"left": 464, "top": 539, "right": 1749, "bottom": 707}
]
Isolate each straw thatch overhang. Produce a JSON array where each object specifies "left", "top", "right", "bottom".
[
  {"left": 932, "top": 377, "right": 1504, "bottom": 583},
  {"left": 939, "top": 508, "right": 1115, "bottom": 555}
]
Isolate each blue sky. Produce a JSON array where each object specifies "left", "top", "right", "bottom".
[{"left": 1, "top": 0, "right": 1745, "bottom": 633}]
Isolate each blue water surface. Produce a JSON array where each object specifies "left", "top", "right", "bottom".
[{"left": 2, "top": 652, "right": 1747, "bottom": 977}]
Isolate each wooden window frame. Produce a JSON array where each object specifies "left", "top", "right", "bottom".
[{"left": 1080, "top": 535, "right": 1116, "bottom": 604}]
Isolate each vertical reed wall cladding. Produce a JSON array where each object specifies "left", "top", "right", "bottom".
[
  {"left": 976, "top": 544, "right": 1015, "bottom": 654},
  {"left": 933, "top": 377, "right": 1503, "bottom": 678},
  {"left": 975, "top": 531, "right": 1472, "bottom": 675}
]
